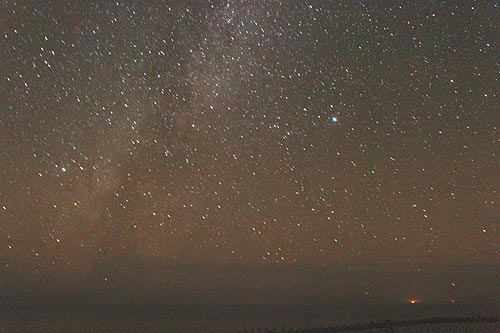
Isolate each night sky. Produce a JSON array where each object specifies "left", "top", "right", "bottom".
[{"left": 1, "top": 1, "right": 499, "bottom": 332}]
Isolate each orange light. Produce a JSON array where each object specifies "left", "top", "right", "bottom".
[{"left": 408, "top": 299, "right": 419, "bottom": 304}]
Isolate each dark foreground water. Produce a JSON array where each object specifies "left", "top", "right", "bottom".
[
  {"left": 3, "top": 263, "right": 499, "bottom": 332},
  {"left": 3, "top": 302, "right": 499, "bottom": 333}
]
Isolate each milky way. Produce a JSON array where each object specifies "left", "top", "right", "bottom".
[{"left": 1, "top": 1, "right": 499, "bottom": 331}]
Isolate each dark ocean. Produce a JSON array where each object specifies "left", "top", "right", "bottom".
[{"left": 3, "top": 301, "right": 499, "bottom": 332}]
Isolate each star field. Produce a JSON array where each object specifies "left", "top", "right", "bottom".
[{"left": 1, "top": 1, "right": 499, "bottom": 328}]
